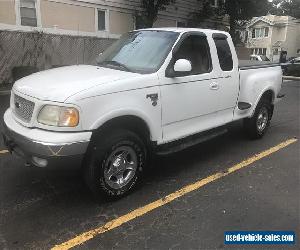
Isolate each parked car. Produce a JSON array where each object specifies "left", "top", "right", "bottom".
[
  {"left": 2, "top": 28, "right": 284, "bottom": 198},
  {"left": 283, "top": 57, "right": 300, "bottom": 76},
  {"left": 250, "top": 55, "right": 270, "bottom": 62}
]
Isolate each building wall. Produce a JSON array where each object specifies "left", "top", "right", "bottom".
[
  {"left": 41, "top": 0, "right": 95, "bottom": 32},
  {"left": 153, "top": 18, "right": 177, "bottom": 28},
  {"left": 109, "top": 10, "right": 134, "bottom": 35},
  {"left": 281, "top": 18, "right": 300, "bottom": 58},
  {"left": 247, "top": 21, "right": 272, "bottom": 58},
  {"left": 271, "top": 26, "right": 286, "bottom": 44},
  {"left": 0, "top": 0, "right": 227, "bottom": 37},
  {"left": 0, "top": 0, "right": 16, "bottom": 25}
]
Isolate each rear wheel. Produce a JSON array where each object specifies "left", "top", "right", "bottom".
[
  {"left": 83, "top": 129, "right": 147, "bottom": 199},
  {"left": 243, "top": 99, "right": 272, "bottom": 139}
]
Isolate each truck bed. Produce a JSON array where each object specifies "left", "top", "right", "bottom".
[{"left": 239, "top": 60, "right": 280, "bottom": 70}]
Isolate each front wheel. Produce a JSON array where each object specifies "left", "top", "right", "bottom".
[
  {"left": 83, "top": 129, "right": 147, "bottom": 199},
  {"left": 243, "top": 99, "right": 272, "bottom": 139}
]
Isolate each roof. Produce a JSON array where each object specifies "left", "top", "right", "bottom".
[
  {"left": 247, "top": 16, "right": 273, "bottom": 28},
  {"left": 247, "top": 15, "right": 299, "bottom": 28}
]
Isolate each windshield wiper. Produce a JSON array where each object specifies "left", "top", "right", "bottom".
[{"left": 98, "top": 60, "right": 131, "bottom": 72}]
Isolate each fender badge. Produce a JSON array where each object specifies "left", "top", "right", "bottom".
[{"left": 146, "top": 93, "right": 158, "bottom": 107}]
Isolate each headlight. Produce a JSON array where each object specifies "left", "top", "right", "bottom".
[{"left": 38, "top": 105, "right": 79, "bottom": 127}]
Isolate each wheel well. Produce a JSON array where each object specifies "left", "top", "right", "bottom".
[
  {"left": 260, "top": 90, "right": 275, "bottom": 119},
  {"left": 261, "top": 90, "right": 274, "bottom": 104},
  {"left": 93, "top": 116, "right": 151, "bottom": 144}
]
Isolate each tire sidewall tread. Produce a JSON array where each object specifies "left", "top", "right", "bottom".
[
  {"left": 84, "top": 129, "right": 147, "bottom": 199},
  {"left": 244, "top": 99, "right": 272, "bottom": 139}
]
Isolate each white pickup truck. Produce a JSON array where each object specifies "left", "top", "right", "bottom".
[{"left": 2, "top": 28, "right": 284, "bottom": 198}]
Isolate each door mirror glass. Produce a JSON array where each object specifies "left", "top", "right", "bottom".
[{"left": 174, "top": 59, "right": 192, "bottom": 73}]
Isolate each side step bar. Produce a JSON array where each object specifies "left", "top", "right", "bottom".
[{"left": 156, "top": 127, "right": 228, "bottom": 156}]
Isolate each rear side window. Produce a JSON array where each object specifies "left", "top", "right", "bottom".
[{"left": 213, "top": 36, "right": 233, "bottom": 71}]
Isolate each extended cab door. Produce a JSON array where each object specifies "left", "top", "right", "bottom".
[
  {"left": 211, "top": 33, "right": 240, "bottom": 123},
  {"left": 159, "top": 32, "right": 239, "bottom": 143}
]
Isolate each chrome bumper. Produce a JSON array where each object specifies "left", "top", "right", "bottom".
[{"left": 2, "top": 109, "right": 91, "bottom": 168}]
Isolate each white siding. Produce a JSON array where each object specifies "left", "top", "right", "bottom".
[{"left": 76, "top": 0, "right": 201, "bottom": 21}]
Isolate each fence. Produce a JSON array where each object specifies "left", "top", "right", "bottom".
[{"left": 0, "top": 30, "right": 116, "bottom": 85}]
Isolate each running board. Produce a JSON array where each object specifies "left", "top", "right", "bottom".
[{"left": 156, "top": 127, "right": 228, "bottom": 156}]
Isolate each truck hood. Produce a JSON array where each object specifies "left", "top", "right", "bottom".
[{"left": 13, "top": 65, "right": 139, "bottom": 102}]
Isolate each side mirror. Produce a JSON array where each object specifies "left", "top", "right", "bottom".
[{"left": 174, "top": 59, "right": 192, "bottom": 73}]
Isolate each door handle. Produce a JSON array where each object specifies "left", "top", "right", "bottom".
[{"left": 210, "top": 82, "right": 219, "bottom": 90}]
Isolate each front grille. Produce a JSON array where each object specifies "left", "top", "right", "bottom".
[{"left": 14, "top": 94, "right": 35, "bottom": 122}]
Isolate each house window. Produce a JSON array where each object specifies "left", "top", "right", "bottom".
[
  {"left": 265, "top": 27, "right": 269, "bottom": 37},
  {"left": 97, "top": 10, "right": 106, "bottom": 31},
  {"left": 252, "top": 27, "right": 269, "bottom": 38},
  {"left": 252, "top": 29, "right": 255, "bottom": 38},
  {"left": 20, "top": 0, "right": 37, "bottom": 27}
]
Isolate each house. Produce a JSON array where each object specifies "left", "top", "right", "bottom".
[
  {"left": 0, "top": 0, "right": 228, "bottom": 85},
  {"left": 246, "top": 15, "right": 300, "bottom": 62},
  {"left": 0, "top": 0, "right": 228, "bottom": 39}
]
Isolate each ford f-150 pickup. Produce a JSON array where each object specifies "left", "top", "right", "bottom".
[{"left": 2, "top": 28, "right": 284, "bottom": 198}]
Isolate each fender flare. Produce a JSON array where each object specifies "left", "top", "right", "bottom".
[
  {"left": 250, "top": 87, "right": 275, "bottom": 117},
  {"left": 90, "top": 108, "right": 159, "bottom": 141}
]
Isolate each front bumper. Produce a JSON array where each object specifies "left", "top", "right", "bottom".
[{"left": 2, "top": 109, "right": 92, "bottom": 168}]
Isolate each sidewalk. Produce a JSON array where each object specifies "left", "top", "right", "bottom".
[{"left": 283, "top": 76, "right": 300, "bottom": 81}]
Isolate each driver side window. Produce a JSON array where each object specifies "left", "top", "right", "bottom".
[{"left": 173, "top": 35, "right": 212, "bottom": 75}]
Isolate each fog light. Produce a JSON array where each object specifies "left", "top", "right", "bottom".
[{"left": 32, "top": 157, "right": 48, "bottom": 168}]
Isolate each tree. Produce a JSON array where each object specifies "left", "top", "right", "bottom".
[
  {"left": 224, "top": 0, "right": 270, "bottom": 43},
  {"left": 188, "top": 1, "right": 223, "bottom": 29},
  {"left": 270, "top": 0, "right": 300, "bottom": 18},
  {"left": 189, "top": 0, "right": 270, "bottom": 44},
  {"left": 137, "top": 0, "right": 176, "bottom": 28}
]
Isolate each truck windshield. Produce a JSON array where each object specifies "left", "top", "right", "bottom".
[{"left": 96, "top": 31, "right": 179, "bottom": 74}]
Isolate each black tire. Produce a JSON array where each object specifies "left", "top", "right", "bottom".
[
  {"left": 83, "top": 129, "right": 147, "bottom": 199},
  {"left": 243, "top": 98, "right": 272, "bottom": 139}
]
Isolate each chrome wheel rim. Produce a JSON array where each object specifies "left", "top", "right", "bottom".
[
  {"left": 256, "top": 107, "right": 269, "bottom": 132},
  {"left": 103, "top": 146, "right": 138, "bottom": 190}
]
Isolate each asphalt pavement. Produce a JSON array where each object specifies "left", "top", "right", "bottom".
[{"left": 0, "top": 80, "right": 299, "bottom": 249}]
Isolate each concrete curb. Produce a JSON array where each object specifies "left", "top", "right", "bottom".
[
  {"left": 0, "top": 90, "right": 11, "bottom": 96},
  {"left": 283, "top": 76, "right": 300, "bottom": 81}
]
